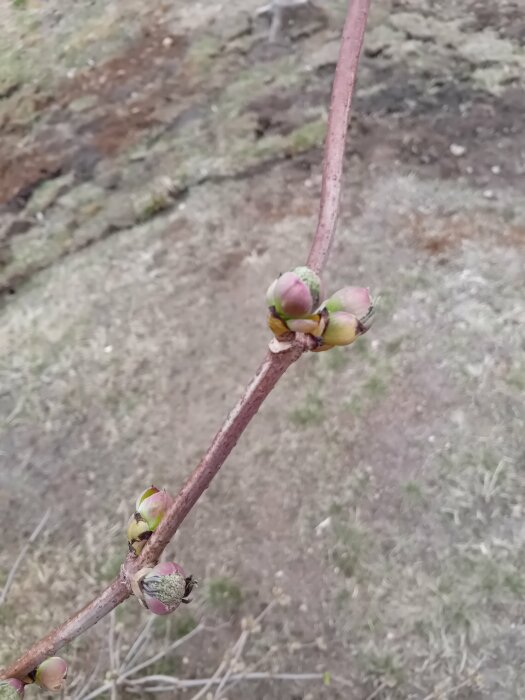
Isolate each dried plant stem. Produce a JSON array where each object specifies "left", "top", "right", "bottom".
[
  {"left": 123, "top": 671, "right": 348, "bottom": 692},
  {"left": 0, "top": 0, "right": 371, "bottom": 683},
  {"left": 0, "top": 509, "right": 50, "bottom": 606}
]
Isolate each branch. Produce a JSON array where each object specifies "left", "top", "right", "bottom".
[
  {"left": 1, "top": 579, "right": 130, "bottom": 680},
  {"left": 133, "top": 347, "right": 303, "bottom": 567},
  {"left": 0, "top": 0, "right": 370, "bottom": 682},
  {"left": 307, "top": 0, "right": 370, "bottom": 273}
]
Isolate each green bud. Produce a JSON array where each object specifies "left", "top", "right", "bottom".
[
  {"left": 323, "top": 286, "right": 374, "bottom": 330},
  {"left": 320, "top": 311, "right": 360, "bottom": 347},
  {"left": 34, "top": 657, "right": 68, "bottom": 692},
  {"left": 127, "top": 513, "right": 152, "bottom": 556},
  {"left": 135, "top": 486, "right": 173, "bottom": 530}
]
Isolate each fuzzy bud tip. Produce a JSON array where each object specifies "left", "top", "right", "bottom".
[
  {"left": 0, "top": 679, "right": 25, "bottom": 699},
  {"left": 141, "top": 562, "right": 194, "bottom": 616}
]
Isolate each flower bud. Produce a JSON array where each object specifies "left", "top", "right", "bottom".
[
  {"left": 141, "top": 562, "right": 195, "bottom": 615},
  {"left": 268, "top": 267, "right": 322, "bottom": 319},
  {"left": 285, "top": 312, "right": 327, "bottom": 336},
  {"left": 323, "top": 286, "right": 374, "bottom": 330},
  {"left": 0, "top": 680, "right": 24, "bottom": 698},
  {"left": 127, "top": 513, "right": 153, "bottom": 556},
  {"left": 320, "top": 311, "right": 360, "bottom": 347},
  {"left": 136, "top": 486, "right": 173, "bottom": 530},
  {"left": 34, "top": 657, "right": 68, "bottom": 692}
]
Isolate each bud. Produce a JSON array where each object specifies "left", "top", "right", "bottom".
[
  {"left": 320, "top": 311, "right": 360, "bottom": 347},
  {"left": 323, "top": 286, "right": 374, "bottom": 330},
  {"left": 268, "top": 267, "right": 322, "bottom": 319},
  {"left": 0, "top": 680, "right": 24, "bottom": 699},
  {"left": 127, "top": 513, "right": 153, "bottom": 556},
  {"left": 141, "top": 562, "right": 196, "bottom": 615},
  {"left": 34, "top": 657, "right": 68, "bottom": 692},
  {"left": 285, "top": 312, "right": 327, "bottom": 336},
  {"left": 136, "top": 486, "right": 173, "bottom": 530}
]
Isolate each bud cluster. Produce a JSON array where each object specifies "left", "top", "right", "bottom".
[{"left": 266, "top": 267, "right": 375, "bottom": 351}]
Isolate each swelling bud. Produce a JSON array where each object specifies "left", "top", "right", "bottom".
[{"left": 34, "top": 657, "right": 68, "bottom": 692}]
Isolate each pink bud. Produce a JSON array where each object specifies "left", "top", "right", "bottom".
[
  {"left": 0, "top": 679, "right": 25, "bottom": 698},
  {"left": 34, "top": 657, "right": 68, "bottom": 692},
  {"left": 136, "top": 486, "right": 173, "bottom": 530},
  {"left": 324, "top": 286, "right": 374, "bottom": 328},
  {"left": 270, "top": 267, "right": 322, "bottom": 319},
  {"left": 141, "top": 562, "right": 195, "bottom": 616}
]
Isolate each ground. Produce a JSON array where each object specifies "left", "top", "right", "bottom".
[{"left": 0, "top": 0, "right": 524, "bottom": 698}]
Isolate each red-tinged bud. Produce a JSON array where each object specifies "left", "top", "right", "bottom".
[
  {"left": 268, "top": 267, "right": 322, "bottom": 319},
  {"left": 141, "top": 562, "right": 196, "bottom": 615},
  {"left": 323, "top": 286, "right": 374, "bottom": 330},
  {"left": 136, "top": 486, "right": 173, "bottom": 530},
  {"left": 0, "top": 679, "right": 25, "bottom": 698},
  {"left": 34, "top": 657, "right": 68, "bottom": 692}
]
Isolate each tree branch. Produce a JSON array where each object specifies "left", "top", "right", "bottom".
[
  {"left": 132, "top": 346, "right": 303, "bottom": 569},
  {"left": 0, "top": 0, "right": 371, "bottom": 682},
  {"left": 1, "top": 579, "right": 130, "bottom": 680},
  {"left": 307, "top": 0, "right": 370, "bottom": 273}
]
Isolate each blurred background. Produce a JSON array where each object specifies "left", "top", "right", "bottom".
[{"left": 0, "top": 0, "right": 524, "bottom": 698}]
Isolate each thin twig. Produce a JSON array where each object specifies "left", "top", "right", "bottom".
[
  {"left": 122, "top": 617, "right": 155, "bottom": 670},
  {"left": 190, "top": 642, "right": 238, "bottom": 700},
  {"left": 108, "top": 612, "right": 119, "bottom": 700},
  {"left": 421, "top": 660, "right": 484, "bottom": 700},
  {"left": 0, "top": 509, "right": 50, "bottom": 606},
  {"left": 124, "top": 671, "right": 346, "bottom": 691},
  {"left": 0, "top": 0, "right": 370, "bottom": 681},
  {"left": 72, "top": 647, "right": 105, "bottom": 700},
  {"left": 77, "top": 623, "right": 207, "bottom": 700},
  {"left": 214, "top": 601, "right": 276, "bottom": 700},
  {"left": 121, "top": 621, "right": 206, "bottom": 680},
  {"left": 307, "top": 0, "right": 371, "bottom": 273},
  {"left": 213, "top": 632, "right": 250, "bottom": 700},
  {"left": 364, "top": 680, "right": 388, "bottom": 700}
]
